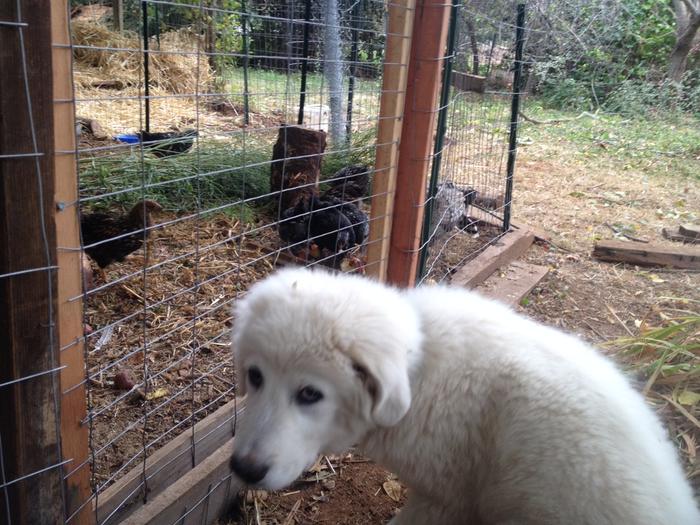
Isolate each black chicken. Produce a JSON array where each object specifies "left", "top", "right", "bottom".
[
  {"left": 278, "top": 195, "right": 371, "bottom": 252},
  {"left": 322, "top": 165, "right": 371, "bottom": 201},
  {"left": 322, "top": 196, "right": 369, "bottom": 246},
  {"left": 308, "top": 196, "right": 355, "bottom": 253},
  {"left": 137, "top": 129, "right": 197, "bottom": 158},
  {"left": 81, "top": 200, "right": 162, "bottom": 273}
]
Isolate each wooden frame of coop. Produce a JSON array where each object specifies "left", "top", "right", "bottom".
[{"left": 0, "top": 0, "right": 532, "bottom": 523}]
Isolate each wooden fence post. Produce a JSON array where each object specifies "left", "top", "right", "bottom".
[
  {"left": 0, "top": 0, "right": 64, "bottom": 523},
  {"left": 386, "top": 0, "right": 452, "bottom": 287},
  {"left": 366, "top": 0, "right": 416, "bottom": 281},
  {"left": 51, "top": 0, "right": 94, "bottom": 522}
]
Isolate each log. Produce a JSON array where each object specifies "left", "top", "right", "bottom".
[
  {"left": 593, "top": 240, "right": 700, "bottom": 269},
  {"left": 270, "top": 126, "right": 326, "bottom": 211}
]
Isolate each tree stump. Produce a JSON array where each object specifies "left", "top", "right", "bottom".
[{"left": 270, "top": 126, "right": 327, "bottom": 210}]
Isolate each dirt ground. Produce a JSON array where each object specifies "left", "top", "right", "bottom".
[{"left": 223, "top": 123, "right": 699, "bottom": 525}]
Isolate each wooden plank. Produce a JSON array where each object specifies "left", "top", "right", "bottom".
[
  {"left": 51, "top": 0, "right": 94, "bottom": 521},
  {"left": 120, "top": 439, "right": 241, "bottom": 525},
  {"left": 386, "top": 0, "right": 453, "bottom": 287},
  {"left": 97, "top": 397, "right": 244, "bottom": 524},
  {"left": 592, "top": 240, "right": 700, "bottom": 269},
  {"left": 477, "top": 261, "right": 549, "bottom": 306},
  {"left": 452, "top": 71, "right": 486, "bottom": 93},
  {"left": 451, "top": 229, "right": 535, "bottom": 288},
  {"left": 366, "top": 0, "right": 416, "bottom": 281},
  {"left": 663, "top": 227, "right": 699, "bottom": 244},
  {"left": 679, "top": 224, "right": 700, "bottom": 240},
  {"left": 0, "top": 0, "right": 64, "bottom": 522}
]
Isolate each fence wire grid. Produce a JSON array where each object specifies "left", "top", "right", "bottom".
[
  {"left": 417, "top": 1, "right": 525, "bottom": 284},
  {"left": 2, "top": 0, "right": 528, "bottom": 523},
  {"left": 65, "top": 0, "right": 400, "bottom": 522}
]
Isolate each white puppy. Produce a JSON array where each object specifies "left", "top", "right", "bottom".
[{"left": 230, "top": 268, "right": 699, "bottom": 525}]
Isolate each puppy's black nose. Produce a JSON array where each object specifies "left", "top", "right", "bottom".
[{"left": 230, "top": 454, "right": 269, "bottom": 484}]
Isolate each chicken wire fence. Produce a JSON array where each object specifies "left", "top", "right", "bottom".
[
  {"left": 417, "top": 1, "right": 525, "bottom": 284},
  {"left": 1, "top": 0, "right": 527, "bottom": 523},
  {"left": 68, "top": 0, "right": 394, "bottom": 523}
]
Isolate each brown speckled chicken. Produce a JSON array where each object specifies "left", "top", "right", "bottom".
[{"left": 81, "top": 200, "right": 162, "bottom": 272}]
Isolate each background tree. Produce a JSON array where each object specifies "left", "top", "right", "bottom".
[{"left": 670, "top": 0, "right": 700, "bottom": 80}]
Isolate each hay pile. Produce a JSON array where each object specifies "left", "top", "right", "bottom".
[{"left": 72, "top": 20, "right": 213, "bottom": 94}]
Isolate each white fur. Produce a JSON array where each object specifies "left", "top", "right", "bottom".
[{"left": 231, "top": 268, "right": 699, "bottom": 525}]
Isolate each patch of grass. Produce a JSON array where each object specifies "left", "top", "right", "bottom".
[
  {"left": 79, "top": 138, "right": 272, "bottom": 215},
  {"left": 321, "top": 127, "right": 377, "bottom": 179},
  {"left": 79, "top": 126, "right": 378, "bottom": 217},
  {"left": 224, "top": 68, "right": 381, "bottom": 116},
  {"left": 604, "top": 301, "right": 699, "bottom": 485},
  {"left": 519, "top": 102, "right": 700, "bottom": 179},
  {"left": 605, "top": 302, "right": 700, "bottom": 394}
]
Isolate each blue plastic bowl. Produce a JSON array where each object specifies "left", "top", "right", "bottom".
[{"left": 115, "top": 133, "right": 140, "bottom": 144}]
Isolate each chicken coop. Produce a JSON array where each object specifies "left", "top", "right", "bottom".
[{"left": 0, "top": 0, "right": 525, "bottom": 523}]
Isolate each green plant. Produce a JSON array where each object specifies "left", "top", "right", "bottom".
[{"left": 79, "top": 138, "right": 272, "bottom": 215}]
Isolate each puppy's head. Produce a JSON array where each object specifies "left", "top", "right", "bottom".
[{"left": 229, "top": 268, "right": 421, "bottom": 489}]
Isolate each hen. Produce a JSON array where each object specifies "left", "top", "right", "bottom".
[
  {"left": 428, "top": 182, "right": 478, "bottom": 243},
  {"left": 278, "top": 195, "right": 369, "bottom": 269},
  {"left": 81, "top": 200, "right": 162, "bottom": 272},
  {"left": 137, "top": 129, "right": 197, "bottom": 158},
  {"left": 322, "top": 165, "right": 371, "bottom": 201},
  {"left": 321, "top": 196, "right": 369, "bottom": 246}
]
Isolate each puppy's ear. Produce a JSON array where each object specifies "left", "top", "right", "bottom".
[{"left": 352, "top": 357, "right": 411, "bottom": 427}]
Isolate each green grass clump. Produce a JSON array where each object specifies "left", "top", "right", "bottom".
[
  {"left": 605, "top": 303, "right": 700, "bottom": 391},
  {"left": 79, "top": 138, "right": 273, "bottom": 214},
  {"left": 518, "top": 102, "right": 700, "bottom": 180}
]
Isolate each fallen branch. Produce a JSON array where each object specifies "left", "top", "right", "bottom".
[
  {"left": 603, "top": 222, "right": 649, "bottom": 243},
  {"left": 518, "top": 110, "right": 599, "bottom": 125}
]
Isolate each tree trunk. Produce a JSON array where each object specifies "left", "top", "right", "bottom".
[
  {"left": 323, "top": 0, "right": 345, "bottom": 144},
  {"left": 669, "top": 0, "right": 700, "bottom": 81},
  {"left": 270, "top": 126, "right": 327, "bottom": 210},
  {"left": 205, "top": 0, "right": 218, "bottom": 71},
  {"left": 464, "top": 17, "right": 480, "bottom": 75}
]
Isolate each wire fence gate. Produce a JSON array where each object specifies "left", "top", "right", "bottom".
[
  {"left": 0, "top": 0, "right": 525, "bottom": 523},
  {"left": 418, "top": 1, "right": 526, "bottom": 284}
]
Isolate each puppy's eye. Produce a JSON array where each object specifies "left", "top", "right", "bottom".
[
  {"left": 247, "top": 366, "right": 263, "bottom": 389},
  {"left": 296, "top": 386, "right": 323, "bottom": 405}
]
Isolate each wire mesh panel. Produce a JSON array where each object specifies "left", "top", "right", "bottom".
[
  {"left": 418, "top": 1, "right": 525, "bottom": 284},
  {"left": 63, "top": 0, "right": 402, "bottom": 521}
]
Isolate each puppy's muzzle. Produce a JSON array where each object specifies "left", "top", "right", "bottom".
[{"left": 230, "top": 454, "right": 269, "bottom": 484}]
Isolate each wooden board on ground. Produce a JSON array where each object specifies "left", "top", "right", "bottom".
[
  {"left": 477, "top": 261, "right": 549, "bottom": 306},
  {"left": 679, "top": 224, "right": 700, "bottom": 240},
  {"left": 452, "top": 228, "right": 535, "bottom": 288},
  {"left": 97, "top": 397, "right": 245, "bottom": 524},
  {"left": 593, "top": 240, "right": 700, "bottom": 269},
  {"left": 121, "top": 439, "right": 240, "bottom": 525},
  {"left": 663, "top": 227, "right": 699, "bottom": 244}
]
